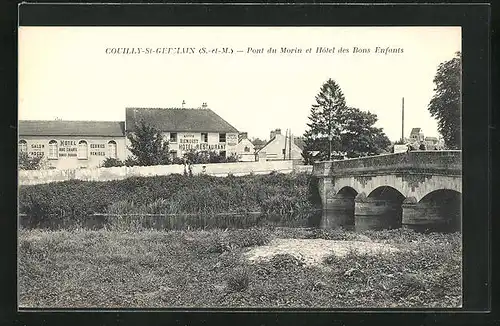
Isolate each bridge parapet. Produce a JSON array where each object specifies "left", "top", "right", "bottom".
[{"left": 313, "top": 150, "right": 461, "bottom": 177}]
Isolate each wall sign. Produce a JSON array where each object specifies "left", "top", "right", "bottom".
[
  {"left": 59, "top": 140, "right": 77, "bottom": 157},
  {"left": 227, "top": 133, "right": 238, "bottom": 146},
  {"left": 179, "top": 143, "right": 226, "bottom": 151},
  {"left": 29, "top": 143, "right": 45, "bottom": 157},
  {"left": 90, "top": 143, "right": 106, "bottom": 156}
]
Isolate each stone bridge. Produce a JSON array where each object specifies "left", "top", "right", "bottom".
[{"left": 312, "top": 150, "right": 462, "bottom": 232}]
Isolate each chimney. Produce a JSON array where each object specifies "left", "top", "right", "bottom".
[{"left": 275, "top": 128, "right": 281, "bottom": 135}]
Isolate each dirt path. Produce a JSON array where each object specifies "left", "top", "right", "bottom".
[{"left": 243, "top": 238, "right": 399, "bottom": 266}]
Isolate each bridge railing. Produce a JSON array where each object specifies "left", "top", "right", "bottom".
[{"left": 313, "top": 150, "right": 462, "bottom": 177}]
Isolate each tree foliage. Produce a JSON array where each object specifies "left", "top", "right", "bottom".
[
  {"left": 183, "top": 149, "right": 239, "bottom": 164},
  {"left": 18, "top": 152, "right": 46, "bottom": 170},
  {"left": 340, "top": 107, "right": 392, "bottom": 158},
  {"left": 126, "top": 120, "right": 171, "bottom": 166},
  {"left": 303, "top": 78, "right": 347, "bottom": 161},
  {"left": 428, "top": 52, "right": 461, "bottom": 149},
  {"left": 303, "top": 79, "right": 391, "bottom": 161},
  {"left": 101, "top": 157, "right": 124, "bottom": 168}
]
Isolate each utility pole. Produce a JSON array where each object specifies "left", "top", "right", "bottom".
[
  {"left": 289, "top": 130, "right": 292, "bottom": 160},
  {"left": 283, "top": 129, "right": 287, "bottom": 160},
  {"left": 401, "top": 97, "right": 405, "bottom": 143}
]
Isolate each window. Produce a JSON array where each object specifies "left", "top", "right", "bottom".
[
  {"left": 170, "top": 150, "right": 178, "bottom": 159},
  {"left": 201, "top": 133, "right": 208, "bottom": 143},
  {"left": 244, "top": 146, "right": 250, "bottom": 153},
  {"left": 220, "top": 150, "right": 227, "bottom": 158},
  {"left": 219, "top": 133, "right": 226, "bottom": 143},
  {"left": 107, "top": 140, "right": 117, "bottom": 158},
  {"left": 78, "top": 140, "right": 88, "bottom": 159},
  {"left": 18, "top": 140, "right": 27, "bottom": 153},
  {"left": 48, "top": 140, "right": 58, "bottom": 159},
  {"left": 170, "top": 132, "right": 177, "bottom": 143}
]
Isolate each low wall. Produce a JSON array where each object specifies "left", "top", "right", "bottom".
[
  {"left": 293, "top": 165, "right": 313, "bottom": 174},
  {"left": 18, "top": 160, "right": 295, "bottom": 185},
  {"left": 313, "top": 150, "right": 462, "bottom": 177}
]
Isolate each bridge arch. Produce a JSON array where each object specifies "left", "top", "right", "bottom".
[
  {"left": 355, "top": 186, "right": 405, "bottom": 231},
  {"left": 321, "top": 186, "right": 358, "bottom": 228},
  {"left": 337, "top": 186, "right": 358, "bottom": 198},
  {"left": 418, "top": 189, "right": 461, "bottom": 232}
]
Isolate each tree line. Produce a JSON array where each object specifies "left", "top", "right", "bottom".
[{"left": 301, "top": 51, "right": 461, "bottom": 163}]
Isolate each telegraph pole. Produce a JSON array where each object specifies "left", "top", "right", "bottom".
[{"left": 401, "top": 97, "right": 405, "bottom": 143}]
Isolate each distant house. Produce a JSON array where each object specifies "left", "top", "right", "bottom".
[
  {"left": 404, "top": 128, "right": 444, "bottom": 150},
  {"left": 409, "top": 127, "right": 425, "bottom": 143},
  {"left": 293, "top": 137, "right": 306, "bottom": 151},
  {"left": 251, "top": 138, "right": 267, "bottom": 153},
  {"left": 256, "top": 128, "right": 303, "bottom": 162},
  {"left": 235, "top": 132, "right": 256, "bottom": 162}
]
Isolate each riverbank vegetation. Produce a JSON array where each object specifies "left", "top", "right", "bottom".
[
  {"left": 18, "top": 172, "right": 321, "bottom": 228},
  {"left": 18, "top": 227, "right": 462, "bottom": 308}
]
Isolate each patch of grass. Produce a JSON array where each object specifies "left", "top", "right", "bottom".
[
  {"left": 226, "top": 266, "right": 251, "bottom": 292},
  {"left": 307, "top": 227, "right": 360, "bottom": 241},
  {"left": 18, "top": 228, "right": 462, "bottom": 308}
]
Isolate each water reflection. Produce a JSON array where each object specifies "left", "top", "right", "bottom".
[{"left": 19, "top": 210, "right": 325, "bottom": 231}]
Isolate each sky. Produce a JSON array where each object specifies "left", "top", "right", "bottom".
[{"left": 18, "top": 26, "right": 461, "bottom": 141}]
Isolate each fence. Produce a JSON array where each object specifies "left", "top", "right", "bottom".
[{"left": 19, "top": 160, "right": 298, "bottom": 186}]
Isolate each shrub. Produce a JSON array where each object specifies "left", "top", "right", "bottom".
[
  {"left": 18, "top": 152, "right": 47, "bottom": 170},
  {"left": 124, "top": 156, "right": 138, "bottom": 167},
  {"left": 307, "top": 228, "right": 359, "bottom": 241},
  {"left": 270, "top": 254, "right": 305, "bottom": 269},
  {"left": 101, "top": 158, "right": 124, "bottom": 168},
  {"left": 229, "top": 228, "right": 271, "bottom": 248},
  {"left": 204, "top": 230, "right": 233, "bottom": 253},
  {"left": 171, "top": 157, "right": 184, "bottom": 165},
  {"left": 226, "top": 266, "right": 250, "bottom": 292}
]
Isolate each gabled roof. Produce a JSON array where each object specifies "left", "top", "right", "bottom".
[
  {"left": 294, "top": 137, "right": 306, "bottom": 150},
  {"left": 125, "top": 107, "right": 238, "bottom": 133},
  {"left": 18, "top": 120, "right": 125, "bottom": 137},
  {"left": 256, "top": 133, "right": 304, "bottom": 154},
  {"left": 257, "top": 136, "right": 277, "bottom": 153}
]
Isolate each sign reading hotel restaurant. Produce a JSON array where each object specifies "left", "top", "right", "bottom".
[
  {"left": 178, "top": 134, "right": 199, "bottom": 151},
  {"left": 227, "top": 134, "right": 238, "bottom": 146},
  {"left": 59, "top": 140, "right": 77, "bottom": 157}
]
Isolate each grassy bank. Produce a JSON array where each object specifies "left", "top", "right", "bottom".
[
  {"left": 19, "top": 172, "right": 320, "bottom": 228},
  {"left": 19, "top": 227, "right": 461, "bottom": 308}
]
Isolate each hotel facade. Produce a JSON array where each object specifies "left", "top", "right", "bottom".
[{"left": 18, "top": 106, "right": 240, "bottom": 170}]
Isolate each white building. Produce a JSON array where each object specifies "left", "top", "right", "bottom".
[
  {"left": 235, "top": 132, "right": 256, "bottom": 162},
  {"left": 257, "top": 128, "right": 303, "bottom": 162},
  {"left": 125, "top": 106, "right": 239, "bottom": 159}
]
